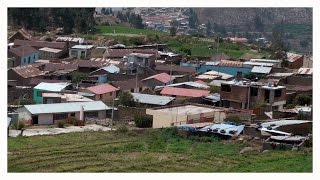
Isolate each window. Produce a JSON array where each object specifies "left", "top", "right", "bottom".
[
  {"left": 28, "top": 57, "right": 31, "bottom": 64},
  {"left": 250, "top": 87, "right": 258, "bottom": 96},
  {"left": 37, "top": 91, "right": 43, "bottom": 97},
  {"left": 264, "top": 90, "right": 270, "bottom": 103},
  {"left": 130, "top": 89, "right": 134, "bottom": 92},
  {"left": 221, "top": 84, "right": 231, "bottom": 92},
  {"left": 53, "top": 113, "right": 68, "bottom": 120},
  {"left": 24, "top": 58, "right": 26, "bottom": 63},
  {"left": 85, "top": 111, "right": 98, "bottom": 118},
  {"left": 34, "top": 54, "right": 36, "bottom": 59},
  {"left": 70, "top": 113, "right": 75, "bottom": 117},
  {"left": 275, "top": 89, "right": 282, "bottom": 97}
]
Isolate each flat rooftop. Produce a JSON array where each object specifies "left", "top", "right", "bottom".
[{"left": 154, "top": 105, "right": 221, "bottom": 115}]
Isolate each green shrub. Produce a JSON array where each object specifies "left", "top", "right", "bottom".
[
  {"left": 116, "top": 125, "right": 129, "bottom": 133},
  {"left": 12, "top": 121, "right": 25, "bottom": 130},
  {"left": 64, "top": 117, "right": 78, "bottom": 125},
  {"left": 57, "top": 121, "right": 65, "bottom": 128},
  {"left": 134, "top": 113, "right": 153, "bottom": 128}
]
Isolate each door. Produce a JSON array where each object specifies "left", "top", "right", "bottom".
[{"left": 32, "top": 115, "right": 38, "bottom": 125}]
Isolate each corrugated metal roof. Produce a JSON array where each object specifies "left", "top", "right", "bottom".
[
  {"left": 9, "top": 45, "right": 38, "bottom": 57},
  {"left": 39, "top": 47, "right": 62, "bottom": 53},
  {"left": 86, "top": 83, "right": 119, "bottom": 95},
  {"left": 14, "top": 39, "right": 67, "bottom": 49},
  {"left": 261, "top": 120, "right": 311, "bottom": 129},
  {"left": 11, "top": 65, "right": 46, "bottom": 78},
  {"left": 131, "top": 93, "right": 175, "bottom": 105},
  {"left": 160, "top": 86, "right": 210, "bottom": 98},
  {"left": 297, "top": 68, "right": 313, "bottom": 75},
  {"left": 203, "top": 93, "right": 220, "bottom": 102},
  {"left": 199, "top": 123, "right": 245, "bottom": 137},
  {"left": 155, "top": 64, "right": 196, "bottom": 73},
  {"left": 34, "top": 82, "right": 71, "bottom": 92},
  {"left": 251, "top": 66, "right": 272, "bottom": 74},
  {"left": 287, "top": 52, "right": 303, "bottom": 62},
  {"left": 100, "top": 64, "right": 119, "bottom": 73},
  {"left": 71, "top": 45, "right": 94, "bottom": 49},
  {"left": 268, "top": 73, "right": 293, "bottom": 77},
  {"left": 209, "top": 80, "right": 229, "bottom": 87},
  {"left": 243, "top": 61, "right": 274, "bottom": 67},
  {"left": 218, "top": 60, "right": 243, "bottom": 67},
  {"left": 24, "top": 101, "right": 111, "bottom": 114},
  {"left": 56, "top": 37, "right": 85, "bottom": 43},
  {"left": 155, "top": 81, "right": 209, "bottom": 90},
  {"left": 203, "top": 70, "right": 233, "bottom": 80}
]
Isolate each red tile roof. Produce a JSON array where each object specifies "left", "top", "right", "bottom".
[
  {"left": 9, "top": 45, "right": 38, "bottom": 57},
  {"left": 86, "top": 83, "right": 119, "bottom": 95},
  {"left": 160, "top": 86, "right": 210, "bottom": 98},
  {"left": 142, "top": 73, "right": 175, "bottom": 84}
]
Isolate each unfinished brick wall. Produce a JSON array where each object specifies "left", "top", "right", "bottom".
[{"left": 113, "top": 105, "right": 146, "bottom": 122}]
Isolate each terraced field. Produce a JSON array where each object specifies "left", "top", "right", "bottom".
[{"left": 8, "top": 129, "right": 312, "bottom": 172}]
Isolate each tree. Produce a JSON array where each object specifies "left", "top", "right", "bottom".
[
  {"left": 118, "top": 92, "right": 136, "bottom": 107},
  {"left": 188, "top": 8, "right": 198, "bottom": 29},
  {"left": 101, "top": 8, "right": 106, "bottom": 15},
  {"left": 254, "top": 15, "right": 264, "bottom": 32},
  {"left": 206, "top": 20, "right": 212, "bottom": 36},
  {"left": 244, "top": 72, "right": 258, "bottom": 81},
  {"left": 293, "top": 94, "right": 312, "bottom": 106},
  {"left": 209, "top": 85, "right": 220, "bottom": 93},
  {"left": 67, "top": 71, "right": 88, "bottom": 87},
  {"left": 297, "top": 111, "right": 311, "bottom": 120},
  {"left": 180, "top": 47, "right": 191, "bottom": 56},
  {"left": 170, "top": 20, "right": 178, "bottom": 36},
  {"left": 270, "top": 22, "right": 289, "bottom": 67},
  {"left": 134, "top": 113, "right": 153, "bottom": 128}
]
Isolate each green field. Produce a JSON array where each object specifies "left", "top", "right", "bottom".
[
  {"left": 8, "top": 128, "right": 312, "bottom": 172},
  {"left": 95, "top": 25, "right": 167, "bottom": 36}
]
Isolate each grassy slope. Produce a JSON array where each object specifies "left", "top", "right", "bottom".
[
  {"left": 92, "top": 25, "right": 269, "bottom": 58},
  {"left": 8, "top": 129, "right": 312, "bottom": 172}
]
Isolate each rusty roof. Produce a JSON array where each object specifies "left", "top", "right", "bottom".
[
  {"left": 11, "top": 64, "right": 46, "bottom": 78},
  {"left": 14, "top": 39, "right": 67, "bottom": 49},
  {"left": 155, "top": 64, "right": 196, "bottom": 73},
  {"left": 287, "top": 52, "right": 303, "bottom": 62},
  {"left": 9, "top": 45, "right": 38, "bottom": 57},
  {"left": 297, "top": 68, "right": 313, "bottom": 75},
  {"left": 218, "top": 60, "right": 243, "bottom": 67},
  {"left": 9, "top": 28, "right": 34, "bottom": 41},
  {"left": 42, "top": 62, "right": 78, "bottom": 72},
  {"left": 29, "top": 78, "right": 71, "bottom": 86},
  {"left": 104, "top": 48, "right": 160, "bottom": 58}
]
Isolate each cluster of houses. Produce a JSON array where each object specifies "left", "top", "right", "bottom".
[{"left": 7, "top": 28, "right": 312, "bottom": 147}]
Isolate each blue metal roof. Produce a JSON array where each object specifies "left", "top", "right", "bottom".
[{"left": 24, "top": 101, "right": 111, "bottom": 114}]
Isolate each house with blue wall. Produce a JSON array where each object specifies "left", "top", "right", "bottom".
[
  {"left": 8, "top": 45, "right": 39, "bottom": 67},
  {"left": 180, "top": 60, "right": 252, "bottom": 76}
]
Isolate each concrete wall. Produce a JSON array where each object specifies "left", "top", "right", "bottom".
[
  {"left": 39, "top": 50, "right": 63, "bottom": 59},
  {"left": 20, "top": 52, "right": 39, "bottom": 66},
  {"left": 147, "top": 109, "right": 226, "bottom": 128}
]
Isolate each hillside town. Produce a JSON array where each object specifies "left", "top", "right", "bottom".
[{"left": 7, "top": 7, "right": 313, "bottom": 172}]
